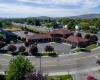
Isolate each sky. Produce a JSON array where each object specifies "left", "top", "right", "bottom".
[{"left": 0, "top": 0, "right": 100, "bottom": 18}]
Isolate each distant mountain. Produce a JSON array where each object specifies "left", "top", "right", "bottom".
[
  {"left": 28, "top": 16, "right": 51, "bottom": 19},
  {"left": 68, "top": 14, "right": 100, "bottom": 19}
]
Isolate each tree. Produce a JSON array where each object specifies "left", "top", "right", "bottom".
[
  {"left": 51, "top": 20, "right": 58, "bottom": 28},
  {"left": 84, "top": 34, "right": 91, "bottom": 39},
  {"left": 61, "top": 18, "right": 69, "bottom": 25},
  {"left": 67, "top": 22, "right": 74, "bottom": 30},
  {"left": 45, "top": 45, "right": 54, "bottom": 52},
  {"left": 5, "top": 55, "right": 34, "bottom": 80},
  {"left": 24, "top": 41, "right": 30, "bottom": 47},
  {"left": 18, "top": 46, "right": 26, "bottom": 53},
  {"left": 76, "top": 33, "right": 82, "bottom": 37},
  {"left": 90, "top": 35, "right": 98, "bottom": 42},
  {"left": 0, "top": 21, "right": 3, "bottom": 28},
  {"left": 34, "top": 19, "right": 40, "bottom": 26},
  {"left": 0, "top": 41, "right": 5, "bottom": 49},
  {"left": 94, "top": 19, "right": 100, "bottom": 29},
  {"left": 0, "top": 34, "right": 4, "bottom": 40},
  {"left": 7, "top": 45, "right": 17, "bottom": 52},
  {"left": 79, "top": 22, "right": 89, "bottom": 30},
  {"left": 29, "top": 45, "right": 38, "bottom": 55}
]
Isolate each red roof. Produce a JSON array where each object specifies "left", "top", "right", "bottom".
[
  {"left": 66, "top": 35, "right": 89, "bottom": 43},
  {"left": 26, "top": 34, "right": 51, "bottom": 40},
  {"left": 50, "top": 29, "right": 73, "bottom": 35}
]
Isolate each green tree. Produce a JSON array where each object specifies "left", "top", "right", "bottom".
[
  {"left": 0, "top": 21, "right": 3, "bottom": 28},
  {"left": 67, "top": 22, "right": 74, "bottom": 30},
  {"left": 45, "top": 23, "right": 51, "bottom": 28},
  {"left": 4, "top": 20, "right": 12, "bottom": 27},
  {"left": 5, "top": 55, "right": 34, "bottom": 80},
  {"left": 34, "top": 19, "right": 40, "bottom": 26},
  {"left": 94, "top": 19, "right": 100, "bottom": 29},
  {"left": 0, "top": 34, "right": 4, "bottom": 40},
  {"left": 61, "top": 18, "right": 69, "bottom": 25},
  {"left": 79, "top": 22, "right": 89, "bottom": 30},
  {"left": 51, "top": 20, "right": 58, "bottom": 28}
]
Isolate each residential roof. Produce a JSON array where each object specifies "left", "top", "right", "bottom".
[
  {"left": 50, "top": 29, "right": 73, "bottom": 35},
  {"left": 26, "top": 33, "right": 51, "bottom": 40},
  {"left": 66, "top": 35, "right": 89, "bottom": 43}
]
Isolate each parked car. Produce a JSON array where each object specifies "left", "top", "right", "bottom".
[
  {"left": 87, "top": 76, "right": 97, "bottom": 80},
  {"left": 70, "top": 46, "right": 76, "bottom": 49}
]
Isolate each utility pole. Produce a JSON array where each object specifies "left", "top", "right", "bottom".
[{"left": 40, "top": 56, "right": 42, "bottom": 71}]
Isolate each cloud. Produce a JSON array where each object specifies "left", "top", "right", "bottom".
[
  {"left": 0, "top": 0, "right": 100, "bottom": 17},
  {"left": 0, "top": 2, "right": 87, "bottom": 18},
  {"left": 17, "top": 0, "right": 100, "bottom": 9}
]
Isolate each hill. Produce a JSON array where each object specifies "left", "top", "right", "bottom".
[{"left": 68, "top": 14, "right": 100, "bottom": 19}]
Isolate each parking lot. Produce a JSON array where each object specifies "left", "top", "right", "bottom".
[
  {"left": 37, "top": 42, "right": 71, "bottom": 55},
  {"left": 4, "top": 42, "right": 72, "bottom": 55}
]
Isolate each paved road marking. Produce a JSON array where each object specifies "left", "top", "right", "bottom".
[
  {"left": 0, "top": 52, "right": 100, "bottom": 63},
  {"left": 0, "top": 62, "right": 78, "bottom": 67}
]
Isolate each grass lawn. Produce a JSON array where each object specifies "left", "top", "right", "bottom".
[
  {"left": 48, "top": 74, "right": 73, "bottom": 80},
  {"left": 86, "top": 44, "right": 97, "bottom": 50},
  {"left": 75, "top": 44, "right": 97, "bottom": 52},
  {"left": 5, "top": 51, "right": 12, "bottom": 54},
  {"left": 75, "top": 48, "right": 82, "bottom": 52},
  {"left": 40, "top": 52, "right": 57, "bottom": 56}
]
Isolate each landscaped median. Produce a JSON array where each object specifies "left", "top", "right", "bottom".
[
  {"left": 38, "top": 52, "right": 57, "bottom": 57},
  {"left": 48, "top": 74, "right": 73, "bottom": 80},
  {"left": 75, "top": 44, "right": 98, "bottom": 52},
  {"left": 4, "top": 51, "right": 57, "bottom": 57},
  {"left": 0, "top": 74, "right": 73, "bottom": 80}
]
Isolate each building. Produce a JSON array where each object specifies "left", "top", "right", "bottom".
[
  {"left": 26, "top": 29, "right": 73, "bottom": 43},
  {"left": 0, "top": 29, "right": 17, "bottom": 39},
  {"left": 66, "top": 35, "right": 89, "bottom": 47}
]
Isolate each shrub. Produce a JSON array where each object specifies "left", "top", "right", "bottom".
[
  {"left": 29, "top": 45, "right": 38, "bottom": 55},
  {"left": 24, "top": 31, "right": 28, "bottom": 34},
  {"left": 25, "top": 70, "right": 48, "bottom": 80},
  {"left": 21, "top": 38, "right": 26, "bottom": 42},
  {"left": 45, "top": 45, "right": 54, "bottom": 52},
  {"left": 84, "top": 34, "right": 90, "bottom": 39},
  {"left": 18, "top": 46, "right": 26, "bottom": 53},
  {"left": 90, "top": 35, "right": 98, "bottom": 42},
  {"left": 17, "top": 36, "right": 21, "bottom": 40},
  {"left": 24, "top": 41, "right": 30, "bottom": 47},
  {"left": 76, "top": 33, "right": 82, "bottom": 37},
  {"left": 7, "top": 45, "right": 17, "bottom": 52},
  {"left": 13, "top": 38, "right": 17, "bottom": 43}
]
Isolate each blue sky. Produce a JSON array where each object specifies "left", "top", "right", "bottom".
[{"left": 0, "top": 0, "right": 100, "bottom": 18}]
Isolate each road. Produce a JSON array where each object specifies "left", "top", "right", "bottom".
[{"left": 0, "top": 47, "right": 100, "bottom": 73}]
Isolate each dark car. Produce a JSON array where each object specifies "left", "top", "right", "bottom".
[
  {"left": 81, "top": 49, "right": 91, "bottom": 53},
  {"left": 70, "top": 46, "right": 76, "bottom": 49}
]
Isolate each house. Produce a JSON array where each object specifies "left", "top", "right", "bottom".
[
  {"left": 26, "top": 29, "right": 73, "bottom": 43},
  {"left": 75, "top": 25, "right": 83, "bottom": 30},
  {"left": 66, "top": 35, "right": 89, "bottom": 47}
]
